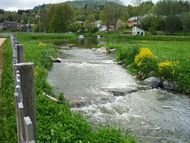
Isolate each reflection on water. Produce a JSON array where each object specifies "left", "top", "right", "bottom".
[
  {"left": 55, "top": 37, "right": 104, "bottom": 48},
  {"left": 48, "top": 39, "right": 190, "bottom": 143}
]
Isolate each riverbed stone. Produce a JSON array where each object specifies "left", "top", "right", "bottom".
[
  {"left": 52, "top": 57, "right": 62, "bottom": 63},
  {"left": 117, "top": 60, "right": 123, "bottom": 65},
  {"left": 144, "top": 77, "right": 161, "bottom": 88},
  {"left": 96, "top": 46, "right": 108, "bottom": 53},
  {"left": 163, "top": 80, "right": 175, "bottom": 90}
]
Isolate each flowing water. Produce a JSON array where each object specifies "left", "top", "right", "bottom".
[{"left": 48, "top": 38, "right": 190, "bottom": 143}]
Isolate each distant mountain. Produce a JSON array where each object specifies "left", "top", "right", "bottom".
[{"left": 66, "top": 0, "right": 108, "bottom": 9}]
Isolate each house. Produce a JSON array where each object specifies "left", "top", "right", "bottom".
[
  {"left": 95, "top": 20, "right": 107, "bottom": 32},
  {"left": 132, "top": 26, "right": 145, "bottom": 36},
  {"left": 3, "top": 21, "right": 21, "bottom": 30},
  {"left": 0, "top": 21, "right": 31, "bottom": 31},
  {"left": 127, "top": 16, "right": 139, "bottom": 27},
  {"left": 0, "top": 23, "right": 3, "bottom": 30}
]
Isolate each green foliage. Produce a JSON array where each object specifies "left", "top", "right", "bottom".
[
  {"left": 84, "top": 14, "right": 96, "bottom": 31},
  {"left": 48, "top": 3, "right": 75, "bottom": 33},
  {"left": 181, "top": 12, "right": 190, "bottom": 32},
  {"left": 0, "top": 40, "right": 17, "bottom": 142},
  {"left": 113, "top": 44, "right": 139, "bottom": 65},
  {"left": 175, "top": 59, "right": 190, "bottom": 93},
  {"left": 58, "top": 93, "right": 64, "bottom": 101}
]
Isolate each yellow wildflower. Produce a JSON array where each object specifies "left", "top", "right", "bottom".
[
  {"left": 135, "top": 48, "right": 156, "bottom": 66},
  {"left": 35, "top": 66, "right": 40, "bottom": 77},
  {"left": 158, "top": 60, "right": 179, "bottom": 70},
  {"left": 38, "top": 42, "right": 46, "bottom": 47}
]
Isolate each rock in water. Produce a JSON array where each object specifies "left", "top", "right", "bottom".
[
  {"left": 163, "top": 80, "right": 175, "bottom": 90},
  {"left": 144, "top": 77, "right": 161, "bottom": 88}
]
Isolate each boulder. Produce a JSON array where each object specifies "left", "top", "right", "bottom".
[
  {"left": 96, "top": 46, "right": 107, "bottom": 53},
  {"left": 117, "top": 60, "right": 123, "bottom": 65},
  {"left": 107, "top": 48, "right": 116, "bottom": 54},
  {"left": 163, "top": 80, "right": 175, "bottom": 90},
  {"left": 144, "top": 77, "right": 161, "bottom": 88},
  {"left": 91, "top": 48, "right": 97, "bottom": 51},
  {"left": 52, "top": 57, "right": 62, "bottom": 63}
]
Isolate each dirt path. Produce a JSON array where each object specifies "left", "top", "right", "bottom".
[{"left": 0, "top": 38, "right": 6, "bottom": 87}]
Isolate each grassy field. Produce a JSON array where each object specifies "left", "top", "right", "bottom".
[
  {"left": 0, "top": 34, "right": 136, "bottom": 143},
  {"left": 108, "top": 40, "right": 190, "bottom": 60}
]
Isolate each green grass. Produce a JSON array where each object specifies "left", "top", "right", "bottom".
[
  {"left": 0, "top": 34, "right": 136, "bottom": 142},
  {"left": 108, "top": 40, "right": 190, "bottom": 60}
]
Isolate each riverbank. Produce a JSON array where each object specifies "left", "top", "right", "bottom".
[
  {"left": 102, "top": 38, "right": 190, "bottom": 94},
  {"left": 0, "top": 34, "right": 135, "bottom": 142}
]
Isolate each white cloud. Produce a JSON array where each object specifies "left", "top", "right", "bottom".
[{"left": 0, "top": 0, "right": 67, "bottom": 11}]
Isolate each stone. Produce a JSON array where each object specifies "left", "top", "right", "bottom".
[
  {"left": 117, "top": 60, "right": 123, "bottom": 65},
  {"left": 91, "top": 48, "right": 97, "bottom": 51},
  {"left": 144, "top": 77, "right": 161, "bottom": 88},
  {"left": 96, "top": 47, "right": 107, "bottom": 53},
  {"left": 163, "top": 80, "right": 175, "bottom": 90},
  {"left": 52, "top": 57, "right": 62, "bottom": 63}
]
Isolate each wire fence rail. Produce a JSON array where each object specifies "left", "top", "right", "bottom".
[{"left": 10, "top": 35, "right": 36, "bottom": 143}]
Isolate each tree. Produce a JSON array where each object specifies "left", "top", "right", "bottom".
[
  {"left": 164, "top": 15, "right": 182, "bottom": 34},
  {"left": 49, "top": 3, "right": 75, "bottom": 32},
  {"left": 84, "top": 14, "right": 95, "bottom": 31},
  {"left": 100, "top": 3, "right": 113, "bottom": 31},
  {"left": 101, "top": 2, "right": 123, "bottom": 31},
  {"left": 181, "top": 12, "right": 190, "bottom": 32}
]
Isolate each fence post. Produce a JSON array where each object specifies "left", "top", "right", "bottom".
[
  {"left": 24, "top": 117, "right": 35, "bottom": 143},
  {"left": 15, "top": 63, "right": 36, "bottom": 141},
  {"left": 18, "top": 102, "right": 26, "bottom": 142},
  {"left": 16, "top": 44, "right": 24, "bottom": 63},
  {"left": 14, "top": 92, "right": 22, "bottom": 143}
]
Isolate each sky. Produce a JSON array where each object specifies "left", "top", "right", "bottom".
[{"left": 0, "top": 0, "right": 159, "bottom": 11}]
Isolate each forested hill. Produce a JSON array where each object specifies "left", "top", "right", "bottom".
[
  {"left": 67, "top": 0, "right": 108, "bottom": 9},
  {"left": 32, "top": 0, "right": 122, "bottom": 11}
]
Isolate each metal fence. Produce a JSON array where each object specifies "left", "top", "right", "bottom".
[{"left": 11, "top": 35, "right": 36, "bottom": 143}]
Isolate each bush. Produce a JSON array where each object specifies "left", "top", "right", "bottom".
[
  {"left": 115, "top": 45, "right": 139, "bottom": 65},
  {"left": 175, "top": 59, "right": 190, "bottom": 93},
  {"left": 158, "top": 60, "right": 179, "bottom": 80},
  {"left": 135, "top": 48, "right": 158, "bottom": 78},
  {"left": 58, "top": 93, "right": 64, "bottom": 101}
]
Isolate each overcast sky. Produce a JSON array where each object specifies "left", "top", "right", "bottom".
[{"left": 0, "top": 0, "right": 159, "bottom": 11}]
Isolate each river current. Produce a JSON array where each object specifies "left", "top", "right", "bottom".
[{"left": 48, "top": 39, "right": 190, "bottom": 143}]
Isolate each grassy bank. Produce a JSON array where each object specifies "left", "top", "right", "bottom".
[
  {"left": 0, "top": 34, "right": 136, "bottom": 142},
  {"left": 107, "top": 39, "right": 190, "bottom": 94},
  {"left": 85, "top": 32, "right": 190, "bottom": 41}
]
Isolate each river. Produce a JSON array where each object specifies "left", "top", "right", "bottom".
[{"left": 48, "top": 38, "right": 190, "bottom": 143}]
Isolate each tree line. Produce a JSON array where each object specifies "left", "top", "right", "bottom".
[{"left": 0, "top": 0, "right": 190, "bottom": 34}]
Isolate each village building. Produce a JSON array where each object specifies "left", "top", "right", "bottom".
[
  {"left": 132, "top": 26, "right": 145, "bottom": 36},
  {"left": 2, "top": 21, "right": 20, "bottom": 30},
  {"left": 0, "top": 21, "right": 31, "bottom": 31},
  {"left": 95, "top": 20, "right": 107, "bottom": 32},
  {"left": 127, "top": 16, "right": 139, "bottom": 27},
  {"left": 0, "top": 23, "right": 3, "bottom": 30},
  {"left": 127, "top": 16, "right": 145, "bottom": 36}
]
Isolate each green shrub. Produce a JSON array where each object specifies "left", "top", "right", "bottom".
[
  {"left": 175, "top": 59, "right": 190, "bottom": 93},
  {"left": 135, "top": 48, "right": 158, "bottom": 78},
  {"left": 58, "top": 93, "right": 64, "bottom": 101},
  {"left": 115, "top": 45, "right": 139, "bottom": 65}
]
